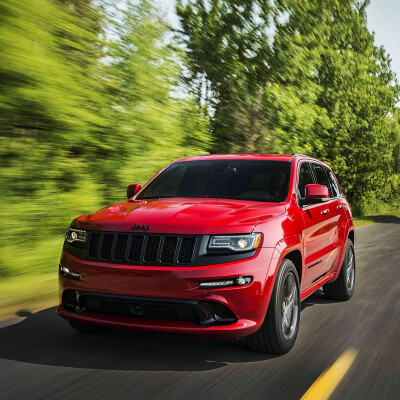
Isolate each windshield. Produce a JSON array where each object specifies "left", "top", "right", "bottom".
[{"left": 137, "top": 160, "right": 291, "bottom": 203}]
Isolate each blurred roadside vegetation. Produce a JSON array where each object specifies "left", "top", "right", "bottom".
[
  {"left": 0, "top": 0, "right": 399, "bottom": 296},
  {"left": 353, "top": 203, "right": 400, "bottom": 227}
]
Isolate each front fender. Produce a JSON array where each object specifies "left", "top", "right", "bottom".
[{"left": 260, "top": 234, "right": 303, "bottom": 317}]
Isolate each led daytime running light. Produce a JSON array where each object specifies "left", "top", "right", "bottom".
[{"left": 198, "top": 276, "right": 252, "bottom": 289}]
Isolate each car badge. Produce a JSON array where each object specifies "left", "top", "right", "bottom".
[{"left": 131, "top": 224, "right": 150, "bottom": 231}]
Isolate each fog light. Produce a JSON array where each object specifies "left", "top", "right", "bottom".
[
  {"left": 198, "top": 276, "right": 252, "bottom": 289},
  {"left": 60, "top": 265, "right": 80, "bottom": 280},
  {"left": 236, "top": 276, "right": 247, "bottom": 285}
]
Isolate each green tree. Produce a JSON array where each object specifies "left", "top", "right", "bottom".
[
  {"left": 177, "top": 0, "right": 400, "bottom": 212},
  {"left": 0, "top": 0, "right": 209, "bottom": 277},
  {"left": 0, "top": 0, "right": 115, "bottom": 275},
  {"left": 105, "top": 0, "right": 210, "bottom": 197},
  {"left": 176, "top": 0, "right": 274, "bottom": 153},
  {"left": 274, "top": 0, "right": 399, "bottom": 212}
]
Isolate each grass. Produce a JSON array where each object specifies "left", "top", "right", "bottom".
[
  {"left": 0, "top": 236, "right": 61, "bottom": 320},
  {"left": 0, "top": 272, "right": 58, "bottom": 320},
  {"left": 0, "top": 236, "right": 62, "bottom": 320},
  {"left": 0, "top": 236, "right": 63, "bottom": 277},
  {"left": 353, "top": 205, "right": 400, "bottom": 227}
]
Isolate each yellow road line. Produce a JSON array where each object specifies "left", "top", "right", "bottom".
[{"left": 301, "top": 349, "right": 358, "bottom": 400}]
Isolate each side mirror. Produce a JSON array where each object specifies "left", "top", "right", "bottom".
[
  {"left": 301, "top": 184, "right": 329, "bottom": 205},
  {"left": 127, "top": 183, "right": 141, "bottom": 199}
]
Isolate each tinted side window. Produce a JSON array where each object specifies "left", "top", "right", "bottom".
[
  {"left": 298, "top": 163, "right": 314, "bottom": 198},
  {"left": 143, "top": 165, "right": 187, "bottom": 198},
  {"left": 312, "top": 164, "right": 331, "bottom": 195},
  {"left": 326, "top": 168, "right": 341, "bottom": 197}
]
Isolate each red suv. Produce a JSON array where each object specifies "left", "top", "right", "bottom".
[{"left": 58, "top": 154, "right": 355, "bottom": 354}]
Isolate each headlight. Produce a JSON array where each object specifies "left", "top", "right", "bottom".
[
  {"left": 65, "top": 228, "right": 87, "bottom": 244},
  {"left": 208, "top": 233, "right": 261, "bottom": 252}
]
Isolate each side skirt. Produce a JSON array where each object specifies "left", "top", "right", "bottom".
[{"left": 300, "top": 273, "right": 334, "bottom": 302}]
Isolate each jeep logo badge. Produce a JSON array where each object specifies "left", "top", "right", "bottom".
[{"left": 131, "top": 224, "right": 150, "bottom": 231}]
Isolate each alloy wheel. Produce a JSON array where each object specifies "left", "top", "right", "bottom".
[
  {"left": 281, "top": 272, "right": 299, "bottom": 341},
  {"left": 346, "top": 246, "right": 355, "bottom": 292}
]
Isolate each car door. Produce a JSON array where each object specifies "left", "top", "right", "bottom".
[
  {"left": 298, "top": 162, "right": 338, "bottom": 288},
  {"left": 324, "top": 166, "right": 348, "bottom": 256}
]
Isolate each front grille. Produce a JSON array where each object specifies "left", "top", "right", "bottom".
[
  {"left": 178, "top": 238, "right": 196, "bottom": 263},
  {"left": 144, "top": 236, "right": 161, "bottom": 263},
  {"left": 129, "top": 235, "right": 144, "bottom": 262},
  {"left": 88, "top": 233, "right": 100, "bottom": 257},
  {"left": 161, "top": 236, "right": 178, "bottom": 263},
  {"left": 87, "top": 232, "right": 197, "bottom": 265},
  {"left": 114, "top": 235, "right": 128, "bottom": 261},
  {"left": 101, "top": 234, "right": 114, "bottom": 259}
]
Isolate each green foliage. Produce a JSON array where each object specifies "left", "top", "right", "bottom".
[
  {"left": 279, "top": 0, "right": 399, "bottom": 212},
  {"left": 176, "top": 0, "right": 274, "bottom": 153},
  {"left": 0, "top": 0, "right": 209, "bottom": 277},
  {"left": 177, "top": 0, "right": 400, "bottom": 213}
]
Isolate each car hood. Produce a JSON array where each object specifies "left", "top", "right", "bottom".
[{"left": 72, "top": 198, "right": 286, "bottom": 235}]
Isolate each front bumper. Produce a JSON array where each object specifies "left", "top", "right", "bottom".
[{"left": 57, "top": 246, "right": 276, "bottom": 338}]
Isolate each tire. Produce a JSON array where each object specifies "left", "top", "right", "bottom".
[
  {"left": 247, "top": 259, "right": 300, "bottom": 354},
  {"left": 324, "top": 239, "right": 355, "bottom": 301},
  {"left": 69, "top": 322, "right": 106, "bottom": 334}
]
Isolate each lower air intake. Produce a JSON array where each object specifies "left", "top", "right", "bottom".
[{"left": 62, "top": 290, "right": 237, "bottom": 326}]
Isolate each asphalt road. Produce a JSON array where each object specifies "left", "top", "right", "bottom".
[{"left": 1, "top": 221, "right": 399, "bottom": 400}]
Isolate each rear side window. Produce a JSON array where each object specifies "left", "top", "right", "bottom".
[
  {"left": 311, "top": 163, "right": 331, "bottom": 193},
  {"left": 298, "top": 163, "right": 314, "bottom": 198},
  {"left": 325, "top": 168, "right": 341, "bottom": 197}
]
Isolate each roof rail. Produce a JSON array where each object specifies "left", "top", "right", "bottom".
[{"left": 290, "top": 153, "right": 310, "bottom": 161}]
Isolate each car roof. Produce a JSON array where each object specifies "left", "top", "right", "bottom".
[{"left": 176, "top": 154, "right": 321, "bottom": 163}]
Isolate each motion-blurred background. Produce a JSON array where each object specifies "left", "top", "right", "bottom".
[{"left": 0, "top": 0, "right": 399, "bottom": 317}]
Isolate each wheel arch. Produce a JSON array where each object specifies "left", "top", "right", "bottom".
[
  {"left": 274, "top": 234, "right": 304, "bottom": 286},
  {"left": 348, "top": 228, "right": 355, "bottom": 245},
  {"left": 327, "top": 224, "right": 355, "bottom": 284},
  {"left": 282, "top": 250, "right": 302, "bottom": 286}
]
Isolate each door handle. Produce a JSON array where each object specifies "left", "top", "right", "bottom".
[
  {"left": 337, "top": 204, "right": 343, "bottom": 209},
  {"left": 321, "top": 209, "right": 329, "bottom": 215}
]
